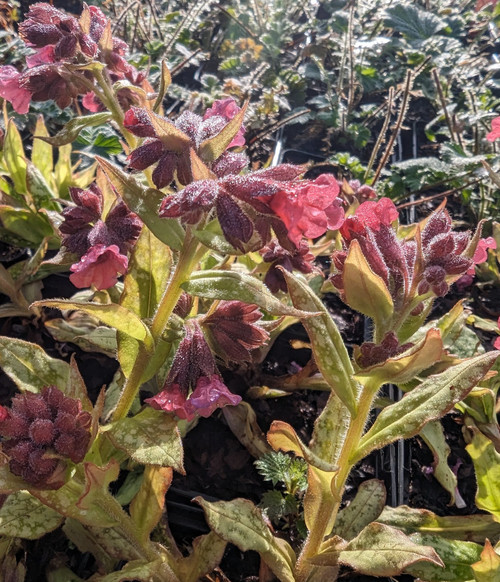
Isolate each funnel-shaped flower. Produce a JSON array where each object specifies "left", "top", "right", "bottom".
[
  {"left": 268, "top": 173, "right": 344, "bottom": 246},
  {"left": 145, "top": 320, "right": 241, "bottom": 420},
  {"left": 0, "top": 386, "right": 92, "bottom": 489},
  {"left": 69, "top": 244, "right": 128, "bottom": 290}
]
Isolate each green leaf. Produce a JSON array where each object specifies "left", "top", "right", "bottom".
[
  {"left": 406, "top": 533, "right": 482, "bottom": 581},
  {"left": 35, "top": 113, "right": 113, "bottom": 146},
  {"left": 352, "top": 352, "right": 499, "bottom": 463},
  {"left": 466, "top": 430, "right": 500, "bottom": 521},
  {"left": 471, "top": 540, "right": 500, "bottom": 582},
  {"left": 26, "top": 161, "right": 60, "bottom": 211},
  {"left": 31, "top": 468, "right": 119, "bottom": 527},
  {"left": 334, "top": 480, "right": 387, "bottom": 541},
  {"left": 377, "top": 505, "right": 500, "bottom": 544},
  {"left": 0, "top": 207, "right": 55, "bottom": 245},
  {"left": 45, "top": 318, "right": 117, "bottom": 357},
  {"left": 329, "top": 523, "right": 443, "bottom": 576},
  {"left": 0, "top": 491, "right": 63, "bottom": 539},
  {"left": 178, "top": 532, "right": 227, "bottom": 582},
  {"left": 129, "top": 466, "right": 172, "bottom": 544},
  {"left": 62, "top": 517, "right": 142, "bottom": 573},
  {"left": 31, "top": 116, "right": 55, "bottom": 189},
  {"left": 280, "top": 269, "right": 358, "bottom": 418},
  {"left": 33, "top": 300, "right": 154, "bottom": 345},
  {"left": 153, "top": 61, "right": 172, "bottom": 113},
  {"left": 96, "top": 157, "right": 184, "bottom": 251},
  {"left": 121, "top": 226, "right": 171, "bottom": 319},
  {"left": 420, "top": 421, "right": 459, "bottom": 507},
  {"left": 108, "top": 407, "right": 184, "bottom": 473},
  {"left": 54, "top": 144, "right": 72, "bottom": 197},
  {"left": 343, "top": 240, "right": 394, "bottom": 330},
  {"left": 94, "top": 558, "right": 179, "bottom": 582},
  {"left": 183, "top": 270, "right": 313, "bottom": 318},
  {"left": 0, "top": 336, "right": 70, "bottom": 393},
  {"left": 385, "top": 4, "right": 446, "bottom": 41},
  {"left": 196, "top": 497, "right": 296, "bottom": 582},
  {"left": 4, "top": 120, "right": 27, "bottom": 195},
  {"left": 46, "top": 565, "right": 85, "bottom": 582}
]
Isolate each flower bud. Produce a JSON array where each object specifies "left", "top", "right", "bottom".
[{"left": 0, "top": 387, "right": 92, "bottom": 489}]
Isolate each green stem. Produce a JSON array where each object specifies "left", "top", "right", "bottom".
[
  {"left": 295, "top": 382, "right": 377, "bottom": 581},
  {"left": 111, "top": 231, "right": 205, "bottom": 422},
  {"left": 93, "top": 68, "right": 137, "bottom": 149}
]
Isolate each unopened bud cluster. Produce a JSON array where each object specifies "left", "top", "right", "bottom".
[{"left": 0, "top": 386, "right": 92, "bottom": 489}]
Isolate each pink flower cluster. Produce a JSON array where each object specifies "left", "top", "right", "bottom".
[
  {"left": 332, "top": 198, "right": 494, "bottom": 310},
  {"left": 60, "top": 184, "right": 141, "bottom": 290},
  {"left": 0, "top": 3, "right": 148, "bottom": 113}
]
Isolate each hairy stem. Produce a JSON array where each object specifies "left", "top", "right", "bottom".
[
  {"left": 111, "top": 230, "right": 205, "bottom": 422},
  {"left": 295, "top": 382, "right": 376, "bottom": 581}
]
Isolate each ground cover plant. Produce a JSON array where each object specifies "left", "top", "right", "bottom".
[{"left": 0, "top": 1, "right": 500, "bottom": 581}]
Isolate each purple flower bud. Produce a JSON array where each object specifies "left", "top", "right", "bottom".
[{"left": 0, "top": 386, "right": 92, "bottom": 489}]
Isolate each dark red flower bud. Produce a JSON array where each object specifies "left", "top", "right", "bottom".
[
  {"left": 356, "top": 332, "right": 413, "bottom": 368},
  {"left": 29, "top": 419, "right": 54, "bottom": 444},
  {"left": 203, "top": 301, "right": 269, "bottom": 362},
  {"left": 124, "top": 107, "right": 156, "bottom": 137},
  {"left": 0, "top": 386, "right": 92, "bottom": 489}
]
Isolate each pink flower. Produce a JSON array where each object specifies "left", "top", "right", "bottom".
[
  {"left": 82, "top": 91, "right": 101, "bottom": 112},
  {"left": 26, "top": 45, "right": 56, "bottom": 68},
  {"left": 487, "top": 116, "right": 500, "bottom": 142},
  {"left": 0, "top": 66, "right": 31, "bottom": 114},
  {"left": 189, "top": 375, "right": 242, "bottom": 417},
  {"left": 69, "top": 244, "right": 128, "bottom": 290},
  {"left": 203, "top": 98, "right": 245, "bottom": 147},
  {"left": 146, "top": 383, "right": 196, "bottom": 421},
  {"left": 340, "top": 197, "right": 399, "bottom": 242},
  {"left": 146, "top": 375, "right": 241, "bottom": 421},
  {"left": 268, "top": 174, "right": 344, "bottom": 247},
  {"left": 468, "top": 236, "right": 497, "bottom": 274}
]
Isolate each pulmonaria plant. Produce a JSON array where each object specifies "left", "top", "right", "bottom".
[{"left": 0, "top": 4, "right": 499, "bottom": 581}]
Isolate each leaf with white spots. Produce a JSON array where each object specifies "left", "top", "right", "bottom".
[
  {"left": 183, "top": 270, "right": 312, "bottom": 317},
  {"left": 323, "top": 523, "right": 443, "bottom": 576},
  {"left": 0, "top": 336, "right": 71, "bottom": 394},
  {"left": 0, "top": 491, "right": 63, "bottom": 539},
  {"left": 280, "top": 269, "right": 358, "bottom": 417},
  {"left": 352, "top": 352, "right": 499, "bottom": 464},
  {"left": 196, "top": 497, "right": 296, "bottom": 582},
  {"left": 406, "top": 534, "right": 482, "bottom": 581},
  {"left": 121, "top": 226, "right": 172, "bottom": 319},
  {"left": 108, "top": 407, "right": 184, "bottom": 473}
]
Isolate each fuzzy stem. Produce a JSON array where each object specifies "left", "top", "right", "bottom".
[
  {"left": 111, "top": 231, "right": 205, "bottom": 422},
  {"left": 93, "top": 68, "right": 137, "bottom": 149},
  {"left": 295, "top": 382, "right": 376, "bottom": 581}
]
